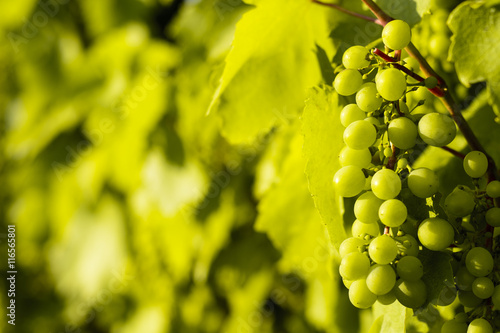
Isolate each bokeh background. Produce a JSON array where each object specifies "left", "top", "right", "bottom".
[{"left": 0, "top": 1, "right": 347, "bottom": 332}]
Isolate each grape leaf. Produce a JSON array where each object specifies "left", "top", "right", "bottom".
[
  {"left": 449, "top": 1, "right": 500, "bottom": 118},
  {"left": 418, "top": 250, "right": 455, "bottom": 309},
  {"left": 375, "top": 0, "right": 431, "bottom": 25},
  {"left": 370, "top": 301, "right": 407, "bottom": 333},
  {"left": 302, "top": 87, "right": 346, "bottom": 248},
  {"left": 208, "top": 0, "right": 334, "bottom": 144}
]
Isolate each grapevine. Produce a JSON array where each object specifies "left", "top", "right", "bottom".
[{"left": 317, "top": 0, "right": 500, "bottom": 331}]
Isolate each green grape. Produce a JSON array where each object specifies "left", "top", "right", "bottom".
[
  {"left": 339, "top": 237, "right": 366, "bottom": 257},
  {"left": 486, "top": 180, "right": 500, "bottom": 198},
  {"left": 368, "top": 235, "right": 398, "bottom": 265},
  {"left": 371, "top": 169, "right": 402, "bottom": 200},
  {"left": 383, "top": 147, "right": 392, "bottom": 158},
  {"left": 417, "top": 217, "right": 454, "bottom": 251},
  {"left": 468, "top": 318, "right": 493, "bottom": 333},
  {"left": 492, "top": 285, "right": 500, "bottom": 308},
  {"left": 382, "top": 20, "right": 411, "bottom": 50},
  {"left": 430, "top": 9, "right": 449, "bottom": 32},
  {"left": 340, "top": 104, "right": 366, "bottom": 127},
  {"left": 455, "top": 266, "right": 475, "bottom": 291},
  {"left": 418, "top": 113, "right": 456, "bottom": 147},
  {"left": 466, "top": 247, "right": 494, "bottom": 277},
  {"left": 365, "top": 116, "right": 380, "bottom": 126},
  {"left": 394, "top": 279, "right": 427, "bottom": 308},
  {"left": 354, "top": 191, "right": 384, "bottom": 224},
  {"left": 375, "top": 68, "right": 407, "bottom": 101},
  {"left": 396, "top": 256, "right": 423, "bottom": 281},
  {"left": 352, "top": 219, "right": 380, "bottom": 238},
  {"left": 343, "top": 120, "right": 377, "bottom": 150},
  {"left": 486, "top": 207, "right": 500, "bottom": 227},
  {"left": 343, "top": 278, "right": 353, "bottom": 289},
  {"left": 457, "top": 290, "right": 482, "bottom": 308},
  {"left": 342, "top": 45, "right": 370, "bottom": 69},
  {"left": 378, "top": 199, "right": 407, "bottom": 227},
  {"left": 472, "top": 277, "right": 494, "bottom": 299},
  {"left": 429, "top": 34, "right": 451, "bottom": 58},
  {"left": 463, "top": 151, "right": 488, "bottom": 178},
  {"left": 404, "top": 57, "right": 420, "bottom": 84},
  {"left": 333, "top": 166, "right": 366, "bottom": 198},
  {"left": 444, "top": 187, "right": 475, "bottom": 217},
  {"left": 397, "top": 158, "right": 408, "bottom": 170},
  {"left": 349, "top": 279, "right": 377, "bottom": 309},
  {"left": 356, "top": 82, "right": 383, "bottom": 112},
  {"left": 339, "top": 146, "right": 372, "bottom": 168},
  {"left": 395, "top": 234, "right": 419, "bottom": 257},
  {"left": 366, "top": 264, "right": 396, "bottom": 295},
  {"left": 424, "top": 76, "right": 438, "bottom": 89},
  {"left": 377, "top": 290, "right": 397, "bottom": 305},
  {"left": 388, "top": 116, "right": 418, "bottom": 149},
  {"left": 339, "top": 252, "right": 370, "bottom": 280},
  {"left": 441, "top": 319, "right": 468, "bottom": 333},
  {"left": 334, "top": 69, "right": 363, "bottom": 96},
  {"left": 407, "top": 168, "right": 440, "bottom": 198}
]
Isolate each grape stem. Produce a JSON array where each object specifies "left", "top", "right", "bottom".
[
  {"left": 440, "top": 146, "right": 466, "bottom": 159},
  {"left": 311, "top": 0, "right": 500, "bottom": 183}
]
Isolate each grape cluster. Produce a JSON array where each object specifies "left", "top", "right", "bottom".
[{"left": 332, "top": 19, "right": 500, "bottom": 332}]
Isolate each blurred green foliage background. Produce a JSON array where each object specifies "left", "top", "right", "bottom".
[{"left": 0, "top": 1, "right": 347, "bottom": 332}]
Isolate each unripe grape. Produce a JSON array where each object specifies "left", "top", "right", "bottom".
[
  {"left": 388, "top": 116, "right": 418, "bottom": 149},
  {"left": 407, "top": 168, "right": 440, "bottom": 198},
  {"left": 466, "top": 247, "right": 493, "bottom": 277},
  {"left": 354, "top": 191, "right": 384, "bottom": 224},
  {"left": 417, "top": 217, "right": 454, "bottom": 251},
  {"left": 395, "top": 234, "right": 419, "bottom": 257},
  {"left": 441, "top": 319, "right": 467, "bottom": 333},
  {"left": 368, "top": 235, "right": 398, "bottom": 265},
  {"left": 349, "top": 279, "right": 377, "bottom": 309},
  {"left": 339, "top": 146, "right": 372, "bottom": 168},
  {"left": 424, "top": 76, "right": 438, "bottom": 89},
  {"left": 376, "top": 68, "right": 407, "bottom": 101},
  {"left": 457, "top": 290, "right": 482, "bottom": 308},
  {"left": 455, "top": 266, "right": 475, "bottom": 291},
  {"left": 334, "top": 69, "right": 363, "bottom": 96},
  {"left": 382, "top": 20, "right": 411, "bottom": 50},
  {"left": 429, "top": 34, "right": 450, "bottom": 58},
  {"left": 397, "top": 256, "right": 423, "bottom": 281},
  {"left": 486, "top": 207, "right": 500, "bottom": 227},
  {"left": 377, "top": 290, "right": 397, "bottom": 305},
  {"left": 343, "top": 120, "right": 377, "bottom": 150},
  {"left": 366, "top": 264, "right": 396, "bottom": 295},
  {"left": 356, "top": 82, "right": 382, "bottom": 112},
  {"left": 352, "top": 219, "right": 380, "bottom": 238},
  {"left": 468, "top": 318, "right": 493, "bottom": 333},
  {"left": 418, "top": 113, "right": 456, "bottom": 147},
  {"left": 486, "top": 180, "right": 500, "bottom": 198},
  {"left": 394, "top": 279, "right": 427, "bottom": 308},
  {"left": 371, "top": 169, "right": 402, "bottom": 200},
  {"left": 333, "top": 166, "right": 366, "bottom": 198},
  {"left": 343, "top": 278, "right": 353, "bottom": 289},
  {"left": 472, "top": 277, "right": 494, "bottom": 299},
  {"left": 342, "top": 45, "right": 370, "bottom": 69},
  {"left": 340, "top": 104, "right": 366, "bottom": 127},
  {"left": 444, "top": 187, "right": 475, "bottom": 217},
  {"left": 339, "top": 237, "right": 366, "bottom": 257},
  {"left": 339, "top": 252, "right": 370, "bottom": 280},
  {"left": 379, "top": 199, "right": 407, "bottom": 227},
  {"left": 463, "top": 151, "right": 488, "bottom": 178}
]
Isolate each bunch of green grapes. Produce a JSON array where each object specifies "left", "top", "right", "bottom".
[{"left": 332, "top": 19, "right": 500, "bottom": 332}]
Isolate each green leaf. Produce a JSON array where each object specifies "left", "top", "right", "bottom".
[
  {"left": 449, "top": 1, "right": 500, "bottom": 118},
  {"left": 302, "top": 87, "right": 346, "bottom": 248},
  {"left": 209, "top": 0, "right": 334, "bottom": 144},
  {"left": 419, "top": 249, "right": 455, "bottom": 308},
  {"left": 370, "top": 301, "right": 407, "bottom": 333},
  {"left": 375, "top": 0, "right": 431, "bottom": 25}
]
